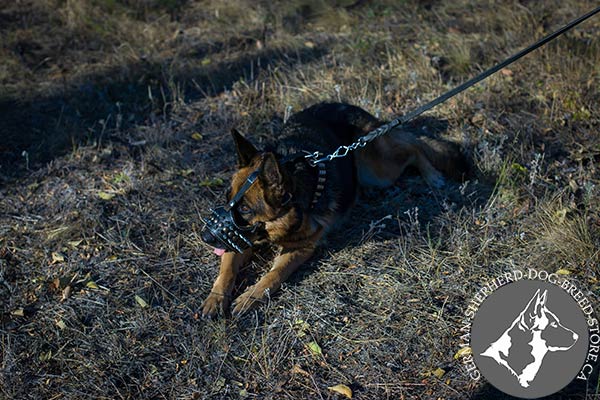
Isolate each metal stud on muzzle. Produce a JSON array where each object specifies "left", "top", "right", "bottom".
[{"left": 201, "top": 170, "right": 265, "bottom": 253}]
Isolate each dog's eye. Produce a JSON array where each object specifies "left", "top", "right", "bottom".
[{"left": 238, "top": 205, "right": 252, "bottom": 214}]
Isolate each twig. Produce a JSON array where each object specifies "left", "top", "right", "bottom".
[{"left": 139, "top": 268, "right": 195, "bottom": 313}]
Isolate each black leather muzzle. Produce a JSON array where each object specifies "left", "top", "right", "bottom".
[{"left": 201, "top": 170, "right": 265, "bottom": 253}]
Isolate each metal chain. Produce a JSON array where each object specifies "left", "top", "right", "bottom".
[
  {"left": 305, "top": 116, "right": 403, "bottom": 166},
  {"left": 304, "top": 5, "right": 600, "bottom": 167}
]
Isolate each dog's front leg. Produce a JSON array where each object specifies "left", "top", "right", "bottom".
[
  {"left": 232, "top": 246, "right": 315, "bottom": 316},
  {"left": 202, "top": 249, "right": 252, "bottom": 318}
]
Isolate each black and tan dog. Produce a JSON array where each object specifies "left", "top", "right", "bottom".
[{"left": 201, "top": 103, "right": 467, "bottom": 317}]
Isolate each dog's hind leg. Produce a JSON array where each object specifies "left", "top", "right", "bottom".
[
  {"left": 356, "top": 131, "right": 445, "bottom": 188},
  {"left": 202, "top": 249, "right": 253, "bottom": 318},
  {"left": 413, "top": 152, "right": 446, "bottom": 188}
]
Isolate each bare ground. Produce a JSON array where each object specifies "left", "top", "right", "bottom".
[{"left": 1, "top": 1, "right": 599, "bottom": 399}]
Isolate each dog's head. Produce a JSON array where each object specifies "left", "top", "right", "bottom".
[
  {"left": 228, "top": 129, "right": 292, "bottom": 223},
  {"left": 519, "top": 289, "right": 579, "bottom": 351},
  {"left": 201, "top": 129, "right": 295, "bottom": 255}
]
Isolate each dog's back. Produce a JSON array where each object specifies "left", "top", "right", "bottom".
[
  {"left": 266, "top": 104, "right": 366, "bottom": 224},
  {"left": 277, "top": 102, "right": 468, "bottom": 188}
]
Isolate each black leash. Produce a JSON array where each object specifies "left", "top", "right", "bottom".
[
  {"left": 305, "top": 5, "right": 600, "bottom": 165},
  {"left": 202, "top": 6, "right": 600, "bottom": 253}
]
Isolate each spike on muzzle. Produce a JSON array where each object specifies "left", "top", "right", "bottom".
[
  {"left": 201, "top": 206, "right": 260, "bottom": 253},
  {"left": 201, "top": 169, "right": 265, "bottom": 253}
]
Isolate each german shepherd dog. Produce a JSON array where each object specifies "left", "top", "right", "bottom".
[{"left": 201, "top": 103, "right": 467, "bottom": 317}]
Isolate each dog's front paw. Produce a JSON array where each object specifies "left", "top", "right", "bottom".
[
  {"left": 201, "top": 292, "right": 230, "bottom": 318},
  {"left": 232, "top": 286, "right": 266, "bottom": 316}
]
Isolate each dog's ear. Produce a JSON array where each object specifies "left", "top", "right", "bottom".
[
  {"left": 259, "top": 153, "right": 283, "bottom": 189},
  {"left": 520, "top": 289, "right": 542, "bottom": 329},
  {"left": 231, "top": 129, "right": 258, "bottom": 167},
  {"left": 259, "top": 153, "right": 286, "bottom": 207},
  {"left": 534, "top": 290, "right": 548, "bottom": 316}
]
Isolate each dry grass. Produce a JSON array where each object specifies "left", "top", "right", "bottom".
[{"left": 1, "top": 0, "right": 600, "bottom": 399}]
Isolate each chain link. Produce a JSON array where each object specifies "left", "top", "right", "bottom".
[
  {"left": 305, "top": 117, "right": 403, "bottom": 166},
  {"left": 303, "top": 4, "right": 600, "bottom": 167}
]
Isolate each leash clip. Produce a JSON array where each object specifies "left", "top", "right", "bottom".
[{"left": 304, "top": 151, "right": 326, "bottom": 167}]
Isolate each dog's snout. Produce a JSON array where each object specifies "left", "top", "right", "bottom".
[{"left": 201, "top": 229, "right": 216, "bottom": 245}]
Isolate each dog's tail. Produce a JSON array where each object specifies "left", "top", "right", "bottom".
[{"left": 419, "top": 136, "right": 470, "bottom": 181}]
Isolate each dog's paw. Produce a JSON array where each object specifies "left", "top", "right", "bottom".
[
  {"left": 425, "top": 171, "right": 445, "bottom": 188},
  {"left": 201, "top": 292, "right": 230, "bottom": 319},
  {"left": 232, "top": 286, "right": 265, "bottom": 316}
]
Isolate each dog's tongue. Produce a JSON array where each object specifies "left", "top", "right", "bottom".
[{"left": 213, "top": 248, "right": 226, "bottom": 256}]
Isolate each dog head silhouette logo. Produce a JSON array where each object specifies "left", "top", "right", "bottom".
[
  {"left": 471, "top": 280, "right": 589, "bottom": 398},
  {"left": 480, "top": 289, "right": 579, "bottom": 388}
]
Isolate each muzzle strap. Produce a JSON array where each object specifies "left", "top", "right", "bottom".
[
  {"left": 227, "top": 170, "right": 259, "bottom": 210},
  {"left": 203, "top": 152, "right": 321, "bottom": 253}
]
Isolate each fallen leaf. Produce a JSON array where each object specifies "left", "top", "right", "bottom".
[
  {"left": 556, "top": 269, "right": 571, "bottom": 275},
  {"left": 53, "top": 276, "right": 72, "bottom": 290},
  {"left": 68, "top": 239, "right": 83, "bottom": 248},
  {"left": 304, "top": 41, "right": 315, "bottom": 48},
  {"left": 46, "top": 226, "right": 70, "bottom": 241},
  {"left": 180, "top": 169, "right": 194, "bottom": 177},
  {"left": 191, "top": 132, "right": 203, "bottom": 141},
  {"left": 98, "top": 191, "right": 115, "bottom": 200},
  {"left": 569, "top": 180, "right": 578, "bottom": 192},
  {"left": 57, "top": 320, "right": 67, "bottom": 330},
  {"left": 328, "top": 384, "right": 352, "bottom": 399},
  {"left": 291, "top": 364, "right": 310, "bottom": 376},
  {"left": 293, "top": 319, "right": 310, "bottom": 338},
  {"left": 432, "top": 367, "right": 446, "bottom": 379},
  {"left": 135, "top": 295, "right": 149, "bottom": 308},
  {"left": 454, "top": 346, "right": 472, "bottom": 359},
  {"left": 555, "top": 208, "right": 568, "bottom": 223},
  {"left": 511, "top": 162, "right": 527, "bottom": 174},
  {"left": 199, "top": 178, "right": 224, "bottom": 187},
  {"left": 471, "top": 113, "right": 485, "bottom": 125},
  {"left": 213, "top": 377, "right": 226, "bottom": 392},
  {"left": 62, "top": 286, "right": 71, "bottom": 301},
  {"left": 201, "top": 57, "right": 211, "bottom": 65},
  {"left": 306, "top": 341, "right": 322, "bottom": 356},
  {"left": 11, "top": 308, "right": 25, "bottom": 317},
  {"left": 86, "top": 281, "right": 99, "bottom": 289},
  {"left": 51, "top": 252, "right": 65, "bottom": 264},
  {"left": 501, "top": 68, "right": 513, "bottom": 76},
  {"left": 39, "top": 350, "right": 52, "bottom": 362}
]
